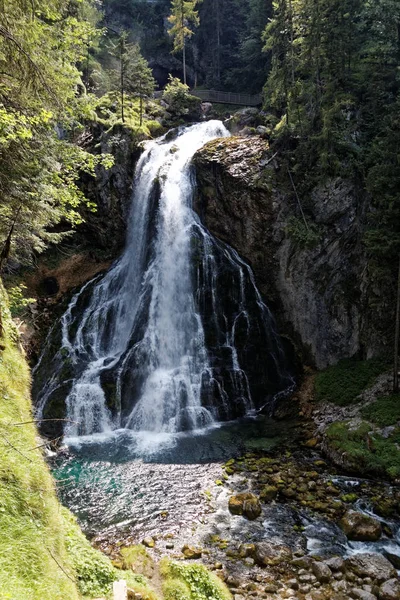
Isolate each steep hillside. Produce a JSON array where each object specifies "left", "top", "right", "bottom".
[{"left": 0, "top": 283, "right": 80, "bottom": 599}]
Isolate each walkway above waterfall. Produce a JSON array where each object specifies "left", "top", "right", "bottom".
[{"left": 191, "top": 89, "right": 262, "bottom": 106}]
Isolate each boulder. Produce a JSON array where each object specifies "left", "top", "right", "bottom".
[
  {"left": 182, "top": 545, "right": 202, "bottom": 559},
  {"left": 350, "top": 589, "right": 378, "bottom": 600},
  {"left": 254, "top": 541, "right": 292, "bottom": 567},
  {"left": 312, "top": 560, "right": 332, "bottom": 583},
  {"left": 228, "top": 492, "right": 261, "bottom": 520},
  {"left": 379, "top": 579, "right": 400, "bottom": 600},
  {"left": 260, "top": 485, "right": 278, "bottom": 502},
  {"left": 345, "top": 553, "right": 396, "bottom": 582},
  {"left": 325, "top": 556, "right": 345, "bottom": 572},
  {"left": 383, "top": 550, "right": 400, "bottom": 570},
  {"left": 340, "top": 510, "right": 382, "bottom": 541}
]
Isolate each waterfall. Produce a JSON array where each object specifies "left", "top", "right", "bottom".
[{"left": 34, "top": 121, "right": 294, "bottom": 441}]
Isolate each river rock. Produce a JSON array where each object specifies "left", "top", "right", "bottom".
[
  {"left": 350, "top": 589, "right": 377, "bottom": 600},
  {"left": 379, "top": 579, "right": 400, "bottom": 600},
  {"left": 254, "top": 541, "right": 292, "bottom": 566},
  {"left": 228, "top": 492, "right": 261, "bottom": 519},
  {"left": 383, "top": 550, "right": 400, "bottom": 570},
  {"left": 260, "top": 485, "right": 278, "bottom": 502},
  {"left": 345, "top": 554, "right": 396, "bottom": 582},
  {"left": 182, "top": 545, "right": 202, "bottom": 559},
  {"left": 312, "top": 560, "right": 332, "bottom": 583},
  {"left": 325, "top": 556, "right": 345, "bottom": 571},
  {"left": 340, "top": 510, "right": 382, "bottom": 541}
]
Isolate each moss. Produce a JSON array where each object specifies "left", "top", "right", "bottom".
[
  {"left": 0, "top": 283, "right": 79, "bottom": 599},
  {"left": 326, "top": 421, "right": 400, "bottom": 479},
  {"left": 120, "top": 544, "right": 154, "bottom": 578},
  {"left": 361, "top": 394, "right": 400, "bottom": 427},
  {"left": 160, "top": 559, "right": 232, "bottom": 600},
  {"left": 315, "top": 357, "right": 389, "bottom": 406}
]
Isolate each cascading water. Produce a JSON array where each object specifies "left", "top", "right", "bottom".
[{"left": 34, "top": 121, "right": 294, "bottom": 442}]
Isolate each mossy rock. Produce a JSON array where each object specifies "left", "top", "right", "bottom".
[{"left": 228, "top": 492, "right": 261, "bottom": 520}]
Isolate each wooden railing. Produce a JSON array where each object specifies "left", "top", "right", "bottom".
[{"left": 190, "top": 89, "right": 262, "bottom": 106}]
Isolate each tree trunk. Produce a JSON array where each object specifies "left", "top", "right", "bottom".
[
  {"left": 120, "top": 40, "right": 125, "bottom": 123},
  {"left": 394, "top": 254, "right": 400, "bottom": 393},
  {"left": 183, "top": 39, "right": 186, "bottom": 85},
  {"left": 139, "top": 82, "right": 143, "bottom": 126}
]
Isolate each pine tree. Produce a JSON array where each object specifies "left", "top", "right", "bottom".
[
  {"left": 168, "top": 0, "right": 202, "bottom": 85},
  {"left": 125, "top": 45, "right": 156, "bottom": 125}
]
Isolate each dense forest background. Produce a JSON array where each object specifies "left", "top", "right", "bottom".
[{"left": 0, "top": 0, "right": 399, "bottom": 287}]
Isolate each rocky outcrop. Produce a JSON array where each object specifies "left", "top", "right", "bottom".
[
  {"left": 79, "top": 124, "right": 144, "bottom": 257},
  {"left": 193, "top": 135, "right": 389, "bottom": 368}
]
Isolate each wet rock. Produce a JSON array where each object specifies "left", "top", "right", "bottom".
[
  {"left": 379, "top": 579, "right": 400, "bottom": 600},
  {"left": 383, "top": 550, "right": 400, "bottom": 570},
  {"left": 325, "top": 556, "right": 345, "bottom": 572},
  {"left": 228, "top": 492, "right": 261, "bottom": 520},
  {"left": 265, "top": 583, "right": 279, "bottom": 593},
  {"left": 238, "top": 543, "right": 256, "bottom": 558},
  {"left": 142, "top": 537, "right": 155, "bottom": 548},
  {"left": 292, "top": 556, "right": 312, "bottom": 569},
  {"left": 182, "top": 545, "right": 202, "bottom": 559},
  {"left": 350, "top": 589, "right": 377, "bottom": 600},
  {"left": 312, "top": 560, "right": 332, "bottom": 583},
  {"left": 305, "top": 438, "right": 318, "bottom": 448},
  {"left": 345, "top": 554, "right": 396, "bottom": 582},
  {"left": 254, "top": 541, "right": 293, "bottom": 567},
  {"left": 260, "top": 485, "right": 278, "bottom": 502},
  {"left": 340, "top": 510, "right": 382, "bottom": 541}
]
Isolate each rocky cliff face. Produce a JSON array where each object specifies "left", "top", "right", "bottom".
[{"left": 193, "top": 135, "right": 388, "bottom": 369}]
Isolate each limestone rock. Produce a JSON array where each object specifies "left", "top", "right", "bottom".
[
  {"left": 312, "top": 560, "right": 332, "bottom": 583},
  {"left": 254, "top": 541, "right": 292, "bottom": 567},
  {"left": 350, "top": 588, "right": 377, "bottom": 600},
  {"left": 345, "top": 553, "right": 396, "bottom": 582},
  {"left": 379, "top": 579, "right": 400, "bottom": 600},
  {"left": 340, "top": 510, "right": 382, "bottom": 541},
  {"left": 325, "top": 556, "right": 345, "bottom": 572},
  {"left": 383, "top": 550, "right": 400, "bottom": 570}
]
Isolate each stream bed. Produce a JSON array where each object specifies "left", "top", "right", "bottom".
[{"left": 52, "top": 416, "right": 400, "bottom": 577}]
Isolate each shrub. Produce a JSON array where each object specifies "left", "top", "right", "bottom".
[
  {"left": 326, "top": 421, "right": 400, "bottom": 479},
  {"left": 315, "top": 357, "right": 389, "bottom": 406},
  {"left": 160, "top": 559, "right": 231, "bottom": 600},
  {"left": 361, "top": 394, "right": 400, "bottom": 427}
]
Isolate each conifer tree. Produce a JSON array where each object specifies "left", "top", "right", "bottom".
[{"left": 168, "top": 0, "right": 202, "bottom": 85}]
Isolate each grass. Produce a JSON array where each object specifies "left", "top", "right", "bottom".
[
  {"left": 361, "top": 394, "right": 400, "bottom": 427},
  {"left": 160, "top": 559, "right": 232, "bottom": 600},
  {"left": 326, "top": 421, "right": 400, "bottom": 479},
  {"left": 0, "top": 283, "right": 80, "bottom": 600},
  {"left": 315, "top": 356, "right": 389, "bottom": 406}
]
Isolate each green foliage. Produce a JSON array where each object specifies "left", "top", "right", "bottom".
[
  {"left": 0, "top": 0, "right": 114, "bottom": 265},
  {"left": 315, "top": 357, "right": 389, "bottom": 406},
  {"left": 285, "top": 216, "right": 321, "bottom": 248},
  {"left": 63, "top": 509, "right": 116, "bottom": 597},
  {"left": 162, "top": 76, "right": 201, "bottom": 120},
  {"left": 0, "top": 283, "right": 79, "bottom": 599},
  {"left": 6, "top": 284, "right": 35, "bottom": 318},
  {"left": 326, "top": 421, "right": 400, "bottom": 479},
  {"left": 168, "top": 0, "right": 202, "bottom": 53},
  {"left": 161, "top": 559, "right": 232, "bottom": 600},
  {"left": 262, "top": 0, "right": 400, "bottom": 280},
  {"left": 361, "top": 395, "right": 400, "bottom": 427}
]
